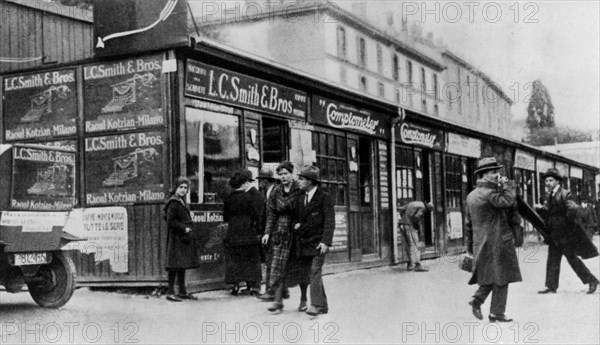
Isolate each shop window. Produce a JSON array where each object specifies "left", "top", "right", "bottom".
[
  {"left": 395, "top": 146, "right": 414, "bottom": 202},
  {"left": 313, "top": 131, "right": 347, "bottom": 206},
  {"left": 359, "top": 137, "right": 372, "bottom": 206},
  {"left": 406, "top": 60, "right": 413, "bottom": 84},
  {"left": 185, "top": 108, "right": 240, "bottom": 204},
  {"left": 444, "top": 155, "right": 462, "bottom": 209},
  {"left": 262, "top": 117, "right": 288, "bottom": 163}
]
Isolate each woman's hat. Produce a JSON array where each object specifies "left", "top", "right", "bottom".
[
  {"left": 474, "top": 157, "right": 503, "bottom": 175},
  {"left": 541, "top": 168, "right": 562, "bottom": 180}
]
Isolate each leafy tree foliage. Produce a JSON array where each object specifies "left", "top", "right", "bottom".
[{"left": 526, "top": 80, "right": 555, "bottom": 131}]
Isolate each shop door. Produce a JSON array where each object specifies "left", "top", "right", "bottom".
[
  {"left": 414, "top": 150, "right": 435, "bottom": 251},
  {"left": 358, "top": 137, "right": 378, "bottom": 256}
]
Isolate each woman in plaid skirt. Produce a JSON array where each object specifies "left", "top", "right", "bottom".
[{"left": 261, "top": 162, "right": 311, "bottom": 312}]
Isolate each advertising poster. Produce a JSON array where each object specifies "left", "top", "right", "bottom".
[
  {"left": 84, "top": 131, "right": 167, "bottom": 205},
  {"left": 191, "top": 210, "right": 226, "bottom": 264},
  {"left": 3, "top": 69, "right": 77, "bottom": 141},
  {"left": 330, "top": 212, "right": 349, "bottom": 252},
  {"left": 84, "top": 54, "right": 165, "bottom": 133},
  {"left": 10, "top": 146, "right": 76, "bottom": 211},
  {"left": 62, "top": 207, "right": 129, "bottom": 273},
  {"left": 447, "top": 211, "right": 464, "bottom": 240}
]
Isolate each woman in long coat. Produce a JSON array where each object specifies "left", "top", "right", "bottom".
[
  {"left": 165, "top": 177, "right": 200, "bottom": 302},
  {"left": 261, "top": 162, "right": 310, "bottom": 312},
  {"left": 465, "top": 157, "right": 522, "bottom": 322},
  {"left": 223, "top": 170, "right": 264, "bottom": 295}
]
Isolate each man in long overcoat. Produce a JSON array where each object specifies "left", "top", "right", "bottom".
[
  {"left": 466, "top": 157, "right": 522, "bottom": 323},
  {"left": 535, "top": 168, "right": 599, "bottom": 295}
]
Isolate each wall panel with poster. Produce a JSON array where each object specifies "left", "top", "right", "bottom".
[
  {"left": 83, "top": 54, "right": 166, "bottom": 133},
  {"left": 84, "top": 131, "right": 168, "bottom": 206},
  {"left": 3, "top": 69, "right": 78, "bottom": 142}
]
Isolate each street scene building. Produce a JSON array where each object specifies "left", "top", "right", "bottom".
[{"left": 1, "top": 2, "right": 599, "bottom": 342}]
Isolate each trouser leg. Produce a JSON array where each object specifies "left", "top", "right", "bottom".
[
  {"left": 409, "top": 227, "right": 422, "bottom": 265},
  {"left": 489, "top": 284, "right": 508, "bottom": 315},
  {"left": 545, "top": 242, "right": 562, "bottom": 290},
  {"left": 472, "top": 284, "right": 493, "bottom": 306},
  {"left": 167, "top": 270, "right": 176, "bottom": 295},
  {"left": 177, "top": 269, "right": 186, "bottom": 295},
  {"left": 309, "top": 255, "right": 327, "bottom": 309},
  {"left": 564, "top": 254, "right": 599, "bottom": 284}
]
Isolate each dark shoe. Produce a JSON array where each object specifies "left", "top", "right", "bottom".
[
  {"left": 538, "top": 288, "right": 557, "bottom": 294},
  {"left": 468, "top": 300, "right": 483, "bottom": 320},
  {"left": 178, "top": 293, "right": 198, "bottom": 300},
  {"left": 257, "top": 293, "right": 275, "bottom": 301},
  {"left": 298, "top": 300, "right": 308, "bottom": 312},
  {"left": 407, "top": 264, "right": 415, "bottom": 271},
  {"left": 267, "top": 302, "right": 283, "bottom": 312},
  {"left": 282, "top": 289, "right": 290, "bottom": 300},
  {"left": 166, "top": 294, "right": 182, "bottom": 302},
  {"left": 588, "top": 282, "right": 598, "bottom": 294},
  {"left": 306, "top": 305, "right": 328, "bottom": 316},
  {"left": 230, "top": 284, "right": 240, "bottom": 296},
  {"left": 489, "top": 314, "right": 513, "bottom": 322},
  {"left": 414, "top": 264, "right": 429, "bottom": 272}
]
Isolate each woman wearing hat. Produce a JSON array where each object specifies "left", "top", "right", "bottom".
[
  {"left": 466, "top": 157, "right": 522, "bottom": 322},
  {"left": 223, "top": 170, "right": 264, "bottom": 296},
  {"left": 164, "top": 177, "right": 200, "bottom": 302}
]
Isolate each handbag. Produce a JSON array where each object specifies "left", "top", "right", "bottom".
[{"left": 458, "top": 253, "right": 473, "bottom": 272}]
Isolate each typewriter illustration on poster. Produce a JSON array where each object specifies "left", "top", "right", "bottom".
[
  {"left": 27, "top": 164, "right": 71, "bottom": 196},
  {"left": 20, "top": 85, "right": 73, "bottom": 123},
  {"left": 102, "top": 147, "right": 159, "bottom": 187},
  {"left": 101, "top": 73, "right": 159, "bottom": 114}
]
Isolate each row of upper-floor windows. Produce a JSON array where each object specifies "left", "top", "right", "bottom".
[{"left": 336, "top": 25, "right": 439, "bottom": 98}]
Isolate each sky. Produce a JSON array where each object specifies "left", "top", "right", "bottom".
[
  {"left": 189, "top": 0, "right": 599, "bottom": 132},
  {"left": 354, "top": 0, "right": 600, "bottom": 131}
]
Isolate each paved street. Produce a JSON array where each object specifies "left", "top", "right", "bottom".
[{"left": 1, "top": 237, "right": 599, "bottom": 345}]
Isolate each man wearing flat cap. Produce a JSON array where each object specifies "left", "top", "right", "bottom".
[
  {"left": 466, "top": 157, "right": 522, "bottom": 323},
  {"left": 535, "top": 168, "right": 599, "bottom": 295},
  {"left": 398, "top": 201, "right": 434, "bottom": 272},
  {"left": 294, "top": 165, "right": 335, "bottom": 316}
]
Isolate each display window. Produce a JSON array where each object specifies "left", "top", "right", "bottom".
[
  {"left": 185, "top": 107, "right": 241, "bottom": 204},
  {"left": 395, "top": 146, "right": 415, "bottom": 203},
  {"left": 312, "top": 131, "right": 347, "bottom": 206},
  {"left": 444, "top": 155, "right": 462, "bottom": 209}
]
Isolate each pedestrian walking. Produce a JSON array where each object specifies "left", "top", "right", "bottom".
[
  {"left": 466, "top": 157, "right": 522, "bottom": 322},
  {"left": 535, "top": 168, "right": 599, "bottom": 295},
  {"left": 398, "top": 201, "right": 434, "bottom": 272},
  {"left": 294, "top": 165, "right": 335, "bottom": 316},
  {"left": 578, "top": 199, "right": 598, "bottom": 239},
  {"left": 261, "top": 161, "right": 304, "bottom": 313},
  {"left": 164, "top": 177, "right": 200, "bottom": 302},
  {"left": 223, "top": 170, "right": 264, "bottom": 296},
  {"left": 255, "top": 167, "right": 280, "bottom": 301}
]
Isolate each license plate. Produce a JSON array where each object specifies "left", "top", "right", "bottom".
[{"left": 13, "top": 252, "right": 49, "bottom": 266}]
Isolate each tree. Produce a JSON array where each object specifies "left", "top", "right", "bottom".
[{"left": 526, "top": 80, "right": 555, "bottom": 132}]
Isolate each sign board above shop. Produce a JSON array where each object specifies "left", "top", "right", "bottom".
[
  {"left": 185, "top": 60, "right": 307, "bottom": 120},
  {"left": 446, "top": 133, "right": 481, "bottom": 158},
  {"left": 84, "top": 54, "right": 166, "bottom": 133},
  {"left": 3, "top": 69, "right": 78, "bottom": 142},
  {"left": 397, "top": 122, "right": 445, "bottom": 150},
  {"left": 311, "top": 96, "right": 390, "bottom": 139},
  {"left": 514, "top": 149, "right": 536, "bottom": 171}
]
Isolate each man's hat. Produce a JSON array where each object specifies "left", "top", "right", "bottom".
[
  {"left": 425, "top": 202, "right": 434, "bottom": 212},
  {"left": 474, "top": 157, "right": 503, "bottom": 175},
  {"left": 541, "top": 168, "right": 562, "bottom": 180},
  {"left": 257, "top": 167, "right": 276, "bottom": 180},
  {"left": 298, "top": 165, "right": 320, "bottom": 183}
]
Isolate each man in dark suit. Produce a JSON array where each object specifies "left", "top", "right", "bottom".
[
  {"left": 294, "top": 165, "right": 335, "bottom": 316},
  {"left": 535, "top": 168, "right": 599, "bottom": 295}
]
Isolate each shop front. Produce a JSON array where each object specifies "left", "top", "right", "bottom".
[
  {"left": 514, "top": 149, "right": 537, "bottom": 234},
  {"left": 394, "top": 121, "right": 445, "bottom": 261},
  {"left": 309, "top": 96, "right": 393, "bottom": 265},
  {"left": 444, "top": 132, "right": 481, "bottom": 255}
]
